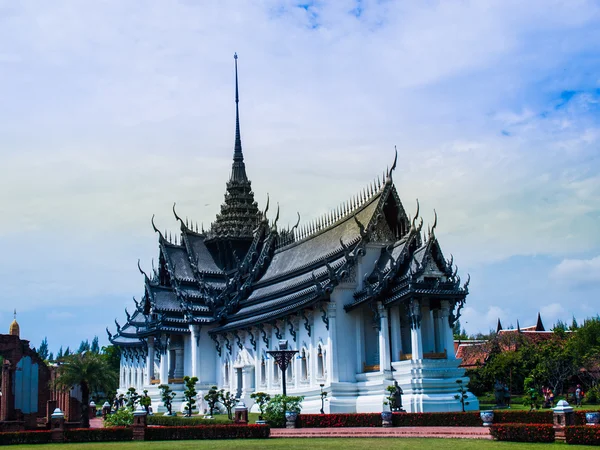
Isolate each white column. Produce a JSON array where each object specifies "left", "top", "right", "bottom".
[
  {"left": 159, "top": 337, "right": 169, "bottom": 384},
  {"left": 174, "top": 347, "right": 184, "bottom": 379},
  {"left": 433, "top": 309, "right": 444, "bottom": 354},
  {"left": 441, "top": 301, "right": 456, "bottom": 359},
  {"left": 189, "top": 325, "right": 201, "bottom": 380},
  {"left": 390, "top": 305, "right": 402, "bottom": 362},
  {"left": 326, "top": 302, "right": 338, "bottom": 383},
  {"left": 355, "top": 312, "right": 364, "bottom": 373},
  {"left": 409, "top": 300, "right": 423, "bottom": 360},
  {"left": 146, "top": 337, "right": 155, "bottom": 385},
  {"left": 420, "top": 301, "right": 434, "bottom": 354},
  {"left": 378, "top": 303, "right": 391, "bottom": 372}
]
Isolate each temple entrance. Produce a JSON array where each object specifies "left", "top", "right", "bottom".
[{"left": 236, "top": 368, "right": 243, "bottom": 398}]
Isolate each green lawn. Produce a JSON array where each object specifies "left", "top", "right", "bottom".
[{"left": 7, "top": 439, "right": 600, "bottom": 450}]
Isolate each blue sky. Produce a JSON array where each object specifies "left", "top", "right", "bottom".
[{"left": 1, "top": 0, "right": 599, "bottom": 353}]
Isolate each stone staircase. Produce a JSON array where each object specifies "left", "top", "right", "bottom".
[{"left": 271, "top": 426, "right": 492, "bottom": 439}]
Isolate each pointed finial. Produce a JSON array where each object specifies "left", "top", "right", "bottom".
[
  {"left": 13, "top": 309, "right": 16, "bottom": 320},
  {"left": 386, "top": 146, "right": 398, "bottom": 185},
  {"left": 231, "top": 52, "right": 248, "bottom": 182}
]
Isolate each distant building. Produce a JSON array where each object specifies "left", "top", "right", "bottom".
[
  {"left": 108, "top": 55, "right": 478, "bottom": 413},
  {"left": 0, "top": 313, "right": 82, "bottom": 430}
]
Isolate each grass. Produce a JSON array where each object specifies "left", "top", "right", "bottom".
[{"left": 6, "top": 439, "right": 600, "bottom": 450}]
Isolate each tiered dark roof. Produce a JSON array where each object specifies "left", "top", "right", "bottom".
[{"left": 108, "top": 56, "right": 470, "bottom": 348}]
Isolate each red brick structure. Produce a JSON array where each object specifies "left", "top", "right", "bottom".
[{"left": 0, "top": 316, "right": 82, "bottom": 430}]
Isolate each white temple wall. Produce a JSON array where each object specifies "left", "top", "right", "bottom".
[
  {"left": 198, "top": 326, "right": 217, "bottom": 386},
  {"left": 183, "top": 334, "right": 193, "bottom": 379},
  {"left": 331, "top": 288, "right": 358, "bottom": 383}
]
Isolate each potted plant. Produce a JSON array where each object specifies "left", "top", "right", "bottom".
[
  {"left": 382, "top": 385, "right": 395, "bottom": 427},
  {"left": 250, "top": 392, "right": 271, "bottom": 424},
  {"left": 585, "top": 411, "right": 600, "bottom": 426}
]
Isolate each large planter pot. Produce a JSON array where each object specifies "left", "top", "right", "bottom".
[
  {"left": 480, "top": 410, "right": 494, "bottom": 427},
  {"left": 381, "top": 411, "right": 393, "bottom": 428},
  {"left": 285, "top": 411, "right": 298, "bottom": 429},
  {"left": 586, "top": 412, "right": 600, "bottom": 426}
]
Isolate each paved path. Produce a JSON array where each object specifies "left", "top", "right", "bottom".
[
  {"left": 271, "top": 426, "right": 492, "bottom": 439},
  {"left": 89, "top": 417, "right": 103, "bottom": 428}
]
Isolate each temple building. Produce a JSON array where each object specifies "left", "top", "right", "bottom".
[{"left": 107, "top": 55, "right": 478, "bottom": 413}]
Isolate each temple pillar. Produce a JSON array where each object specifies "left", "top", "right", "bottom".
[
  {"left": 174, "top": 347, "right": 184, "bottom": 379},
  {"left": 390, "top": 305, "right": 402, "bottom": 362},
  {"left": 355, "top": 312, "right": 364, "bottom": 373},
  {"left": 378, "top": 303, "right": 391, "bottom": 372},
  {"left": 409, "top": 299, "right": 423, "bottom": 360},
  {"left": 327, "top": 302, "right": 338, "bottom": 382},
  {"left": 1, "top": 360, "right": 14, "bottom": 421},
  {"left": 189, "top": 325, "right": 201, "bottom": 380},
  {"left": 420, "top": 300, "right": 435, "bottom": 354},
  {"left": 441, "top": 301, "right": 456, "bottom": 359},
  {"left": 159, "top": 339, "right": 169, "bottom": 384},
  {"left": 146, "top": 337, "right": 155, "bottom": 385}
]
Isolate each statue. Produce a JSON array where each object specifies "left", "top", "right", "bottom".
[{"left": 392, "top": 381, "right": 404, "bottom": 412}]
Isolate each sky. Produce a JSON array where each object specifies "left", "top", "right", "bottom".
[{"left": 0, "top": 0, "right": 599, "bottom": 354}]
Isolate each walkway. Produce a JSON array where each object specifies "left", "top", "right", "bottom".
[{"left": 271, "top": 427, "right": 492, "bottom": 439}]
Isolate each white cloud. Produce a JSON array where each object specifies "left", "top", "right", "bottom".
[{"left": 552, "top": 256, "right": 600, "bottom": 287}]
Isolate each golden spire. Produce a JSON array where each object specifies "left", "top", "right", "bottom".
[{"left": 9, "top": 309, "right": 19, "bottom": 337}]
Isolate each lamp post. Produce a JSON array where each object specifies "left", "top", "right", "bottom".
[
  {"left": 267, "top": 340, "right": 298, "bottom": 396},
  {"left": 319, "top": 384, "right": 326, "bottom": 414}
]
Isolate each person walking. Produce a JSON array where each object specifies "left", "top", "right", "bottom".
[{"left": 575, "top": 385, "right": 584, "bottom": 407}]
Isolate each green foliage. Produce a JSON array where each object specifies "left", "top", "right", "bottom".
[
  {"left": 103, "top": 407, "right": 134, "bottom": 427},
  {"left": 566, "top": 425, "right": 600, "bottom": 445},
  {"left": 56, "top": 346, "right": 64, "bottom": 360},
  {"left": 140, "top": 389, "right": 152, "bottom": 413},
  {"left": 38, "top": 337, "right": 49, "bottom": 361},
  {"left": 48, "top": 351, "right": 54, "bottom": 361},
  {"left": 158, "top": 384, "right": 176, "bottom": 415},
  {"left": 383, "top": 385, "right": 395, "bottom": 410},
  {"left": 91, "top": 336, "right": 100, "bottom": 354},
  {"left": 78, "top": 339, "right": 91, "bottom": 354},
  {"left": 124, "top": 387, "right": 139, "bottom": 409},
  {"left": 263, "top": 394, "right": 304, "bottom": 428},
  {"left": 183, "top": 375, "right": 198, "bottom": 417},
  {"left": 53, "top": 352, "right": 118, "bottom": 428},
  {"left": 144, "top": 424, "right": 270, "bottom": 441},
  {"left": 204, "top": 385, "right": 221, "bottom": 416},
  {"left": 219, "top": 390, "right": 238, "bottom": 420},
  {"left": 453, "top": 320, "right": 469, "bottom": 340},
  {"left": 454, "top": 379, "right": 470, "bottom": 412},
  {"left": 490, "top": 424, "right": 555, "bottom": 443},
  {"left": 250, "top": 392, "right": 271, "bottom": 419}
]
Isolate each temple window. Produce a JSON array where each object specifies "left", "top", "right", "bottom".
[
  {"left": 260, "top": 357, "right": 266, "bottom": 385},
  {"left": 301, "top": 349, "right": 308, "bottom": 381},
  {"left": 317, "top": 345, "right": 324, "bottom": 379},
  {"left": 273, "top": 360, "right": 279, "bottom": 383}
]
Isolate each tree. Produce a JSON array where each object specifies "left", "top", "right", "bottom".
[
  {"left": 64, "top": 347, "right": 71, "bottom": 357},
  {"left": 204, "top": 386, "right": 220, "bottom": 417},
  {"left": 250, "top": 392, "right": 270, "bottom": 420},
  {"left": 38, "top": 337, "right": 49, "bottom": 361},
  {"left": 570, "top": 316, "right": 579, "bottom": 331},
  {"left": 158, "top": 384, "right": 176, "bottom": 416},
  {"left": 77, "top": 340, "right": 90, "bottom": 354},
  {"left": 219, "top": 390, "right": 238, "bottom": 420},
  {"left": 553, "top": 320, "right": 568, "bottom": 332},
  {"left": 90, "top": 336, "right": 100, "bottom": 354},
  {"left": 454, "top": 379, "right": 470, "bottom": 412},
  {"left": 124, "top": 387, "right": 139, "bottom": 409},
  {"left": 183, "top": 376, "right": 198, "bottom": 417},
  {"left": 52, "top": 352, "right": 117, "bottom": 428},
  {"left": 56, "top": 346, "right": 64, "bottom": 360},
  {"left": 140, "top": 389, "right": 152, "bottom": 414},
  {"left": 48, "top": 352, "right": 54, "bottom": 362},
  {"left": 453, "top": 320, "right": 469, "bottom": 340}
]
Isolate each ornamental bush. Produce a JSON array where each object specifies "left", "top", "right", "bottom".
[
  {"left": 145, "top": 424, "right": 270, "bottom": 441},
  {"left": 64, "top": 427, "right": 133, "bottom": 442},
  {"left": 393, "top": 412, "right": 481, "bottom": 427},
  {"left": 147, "top": 415, "right": 233, "bottom": 427},
  {"left": 103, "top": 407, "right": 134, "bottom": 427},
  {"left": 299, "top": 413, "right": 381, "bottom": 428},
  {"left": 565, "top": 425, "right": 600, "bottom": 445},
  {"left": 490, "top": 423, "right": 554, "bottom": 442},
  {"left": 0, "top": 430, "right": 53, "bottom": 445},
  {"left": 493, "top": 410, "right": 553, "bottom": 424}
]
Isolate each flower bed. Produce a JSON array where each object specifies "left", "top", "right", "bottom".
[
  {"left": 0, "top": 430, "right": 53, "bottom": 446},
  {"left": 147, "top": 415, "right": 226, "bottom": 427},
  {"left": 64, "top": 427, "right": 133, "bottom": 442},
  {"left": 145, "top": 424, "right": 270, "bottom": 441},
  {"left": 298, "top": 414, "right": 381, "bottom": 428},
  {"left": 490, "top": 423, "right": 554, "bottom": 442},
  {"left": 565, "top": 425, "right": 600, "bottom": 445},
  {"left": 492, "top": 410, "right": 553, "bottom": 424}
]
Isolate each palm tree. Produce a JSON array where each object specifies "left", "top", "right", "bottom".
[{"left": 53, "top": 352, "right": 118, "bottom": 428}]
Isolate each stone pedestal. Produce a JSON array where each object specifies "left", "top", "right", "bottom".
[
  {"left": 234, "top": 402, "right": 248, "bottom": 424},
  {"left": 381, "top": 411, "right": 393, "bottom": 427},
  {"left": 133, "top": 406, "right": 147, "bottom": 441},
  {"left": 553, "top": 400, "right": 575, "bottom": 427},
  {"left": 89, "top": 401, "right": 97, "bottom": 420},
  {"left": 50, "top": 408, "right": 65, "bottom": 443},
  {"left": 102, "top": 402, "right": 111, "bottom": 419}
]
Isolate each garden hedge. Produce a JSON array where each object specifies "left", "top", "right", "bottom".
[
  {"left": 147, "top": 415, "right": 225, "bottom": 427},
  {"left": 0, "top": 430, "right": 53, "bottom": 445},
  {"left": 64, "top": 427, "right": 133, "bottom": 442},
  {"left": 492, "top": 410, "right": 553, "bottom": 424},
  {"left": 490, "top": 423, "right": 555, "bottom": 442},
  {"left": 145, "top": 424, "right": 270, "bottom": 441},
  {"left": 565, "top": 426, "right": 600, "bottom": 446}
]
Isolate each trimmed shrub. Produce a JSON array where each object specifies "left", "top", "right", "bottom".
[
  {"left": 64, "top": 427, "right": 133, "bottom": 442},
  {"left": 393, "top": 412, "right": 481, "bottom": 427},
  {"left": 299, "top": 414, "right": 381, "bottom": 428},
  {"left": 565, "top": 425, "right": 600, "bottom": 445},
  {"left": 0, "top": 430, "right": 53, "bottom": 445},
  {"left": 147, "top": 415, "right": 229, "bottom": 427},
  {"left": 490, "top": 423, "right": 554, "bottom": 442},
  {"left": 493, "top": 410, "right": 553, "bottom": 424},
  {"left": 145, "top": 424, "right": 270, "bottom": 441}
]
